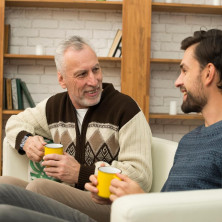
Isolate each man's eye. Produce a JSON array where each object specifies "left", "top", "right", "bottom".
[
  {"left": 78, "top": 72, "right": 87, "bottom": 78},
  {"left": 93, "top": 67, "right": 100, "bottom": 73}
]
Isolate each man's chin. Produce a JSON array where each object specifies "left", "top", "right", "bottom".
[
  {"left": 84, "top": 97, "right": 101, "bottom": 107},
  {"left": 181, "top": 104, "right": 202, "bottom": 114}
]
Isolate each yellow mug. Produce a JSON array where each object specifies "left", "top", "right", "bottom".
[
  {"left": 97, "top": 166, "right": 121, "bottom": 198},
  {"left": 44, "top": 143, "right": 63, "bottom": 156}
]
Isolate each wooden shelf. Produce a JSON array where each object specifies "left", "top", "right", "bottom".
[
  {"left": 152, "top": 2, "right": 222, "bottom": 15},
  {"left": 5, "top": 56, "right": 178, "bottom": 64},
  {"left": 99, "top": 57, "right": 121, "bottom": 62},
  {"left": 149, "top": 113, "right": 204, "bottom": 120},
  {"left": 5, "top": 0, "right": 122, "bottom": 10},
  {"left": 151, "top": 58, "right": 181, "bottom": 64},
  {"left": 4, "top": 54, "right": 121, "bottom": 62},
  {"left": 4, "top": 54, "right": 54, "bottom": 60},
  {"left": 2, "top": 110, "right": 22, "bottom": 115}
]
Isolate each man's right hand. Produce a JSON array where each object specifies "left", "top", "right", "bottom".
[{"left": 23, "top": 136, "right": 46, "bottom": 162}]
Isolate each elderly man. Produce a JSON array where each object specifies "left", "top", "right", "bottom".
[{"left": 0, "top": 36, "right": 152, "bottom": 222}]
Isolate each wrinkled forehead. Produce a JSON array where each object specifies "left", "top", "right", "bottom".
[{"left": 63, "top": 46, "right": 99, "bottom": 72}]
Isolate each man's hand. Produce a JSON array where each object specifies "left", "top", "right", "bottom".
[
  {"left": 109, "top": 173, "right": 145, "bottom": 202},
  {"left": 42, "top": 152, "right": 80, "bottom": 184},
  {"left": 85, "top": 175, "right": 111, "bottom": 205},
  {"left": 23, "top": 136, "right": 46, "bottom": 162}
]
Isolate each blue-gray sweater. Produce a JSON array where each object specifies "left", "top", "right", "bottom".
[{"left": 161, "top": 120, "right": 222, "bottom": 192}]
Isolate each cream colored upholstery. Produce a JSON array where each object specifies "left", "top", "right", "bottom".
[
  {"left": 111, "top": 189, "right": 222, "bottom": 222},
  {"left": 2, "top": 136, "right": 178, "bottom": 186},
  {"left": 149, "top": 137, "right": 177, "bottom": 192},
  {"left": 111, "top": 137, "right": 222, "bottom": 222},
  {"left": 3, "top": 137, "right": 29, "bottom": 181},
  {"left": 4, "top": 136, "right": 222, "bottom": 222}
]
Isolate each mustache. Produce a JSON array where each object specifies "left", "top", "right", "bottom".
[
  {"left": 180, "top": 86, "right": 186, "bottom": 92},
  {"left": 86, "top": 85, "right": 101, "bottom": 90}
]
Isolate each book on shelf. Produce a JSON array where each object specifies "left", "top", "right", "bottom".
[
  {"left": 20, "top": 81, "right": 36, "bottom": 108},
  {"left": 4, "top": 78, "right": 36, "bottom": 110},
  {"left": 11, "top": 78, "right": 18, "bottom": 109},
  {"left": 114, "top": 38, "right": 122, "bottom": 57},
  {"left": 6, "top": 78, "right": 13, "bottom": 110},
  {"left": 3, "top": 78, "right": 7, "bottom": 109},
  {"left": 4, "top": 24, "right": 10, "bottom": 54},
  {"left": 16, "top": 78, "right": 24, "bottom": 110},
  {"left": 107, "top": 29, "right": 122, "bottom": 57}
]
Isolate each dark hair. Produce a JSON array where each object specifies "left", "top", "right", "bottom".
[{"left": 181, "top": 29, "right": 222, "bottom": 90}]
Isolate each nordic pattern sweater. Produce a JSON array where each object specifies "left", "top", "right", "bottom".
[
  {"left": 6, "top": 83, "right": 152, "bottom": 191},
  {"left": 162, "top": 120, "right": 222, "bottom": 192}
]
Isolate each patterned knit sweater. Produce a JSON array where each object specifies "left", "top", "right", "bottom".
[
  {"left": 161, "top": 120, "right": 222, "bottom": 192},
  {"left": 5, "top": 83, "right": 152, "bottom": 191}
]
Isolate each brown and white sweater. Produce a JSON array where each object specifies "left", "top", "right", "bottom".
[{"left": 5, "top": 83, "right": 152, "bottom": 191}]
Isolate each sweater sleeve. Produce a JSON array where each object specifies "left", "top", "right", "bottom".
[
  {"left": 75, "top": 165, "right": 95, "bottom": 190},
  {"left": 95, "top": 111, "right": 153, "bottom": 193},
  {"left": 5, "top": 98, "right": 51, "bottom": 152}
]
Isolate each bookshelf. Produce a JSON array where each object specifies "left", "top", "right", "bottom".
[
  {"left": 0, "top": 0, "right": 150, "bottom": 175},
  {"left": 0, "top": 1, "right": 221, "bottom": 174}
]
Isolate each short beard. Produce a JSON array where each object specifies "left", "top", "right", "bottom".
[
  {"left": 181, "top": 92, "right": 207, "bottom": 113},
  {"left": 79, "top": 90, "right": 102, "bottom": 108}
]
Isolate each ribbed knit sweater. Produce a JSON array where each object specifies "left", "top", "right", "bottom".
[{"left": 162, "top": 120, "right": 222, "bottom": 192}]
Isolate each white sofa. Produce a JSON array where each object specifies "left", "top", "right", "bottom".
[
  {"left": 111, "top": 137, "right": 222, "bottom": 222},
  {"left": 3, "top": 137, "right": 222, "bottom": 222},
  {"left": 2, "top": 136, "right": 177, "bottom": 183}
]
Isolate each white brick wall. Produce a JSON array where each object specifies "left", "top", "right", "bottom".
[
  {"left": 150, "top": 0, "right": 222, "bottom": 142},
  {"left": 4, "top": 7, "right": 122, "bottom": 104},
  {"left": 4, "top": 1, "right": 221, "bottom": 142}
]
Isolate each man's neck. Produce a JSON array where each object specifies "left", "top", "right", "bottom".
[{"left": 202, "top": 98, "right": 222, "bottom": 127}]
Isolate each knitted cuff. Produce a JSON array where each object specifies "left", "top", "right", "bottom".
[{"left": 75, "top": 165, "right": 95, "bottom": 190}]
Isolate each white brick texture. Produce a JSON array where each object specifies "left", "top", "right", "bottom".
[{"left": 4, "top": 1, "right": 222, "bottom": 142}]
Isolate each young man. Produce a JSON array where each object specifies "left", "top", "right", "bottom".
[
  {"left": 0, "top": 36, "right": 152, "bottom": 222},
  {"left": 1, "top": 29, "right": 222, "bottom": 221},
  {"left": 86, "top": 28, "right": 222, "bottom": 201}
]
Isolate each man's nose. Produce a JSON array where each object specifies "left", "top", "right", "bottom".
[
  {"left": 175, "top": 73, "right": 183, "bottom": 88},
  {"left": 87, "top": 72, "right": 98, "bottom": 85}
]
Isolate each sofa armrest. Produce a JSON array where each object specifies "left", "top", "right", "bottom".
[
  {"left": 111, "top": 189, "right": 222, "bottom": 222},
  {"left": 150, "top": 137, "right": 178, "bottom": 192},
  {"left": 3, "top": 137, "right": 29, "bottom": 181}
]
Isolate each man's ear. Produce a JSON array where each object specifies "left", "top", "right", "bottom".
[
  {"left": 57, "top": 72, "right": 67, "bottom": 89},
  {"left": 204, "top": 63, "right": 216, "bottom": 86}
]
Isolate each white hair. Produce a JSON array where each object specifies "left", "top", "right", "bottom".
[{"left": 54, "top": 36, "right": 92, "bottom": 75}]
